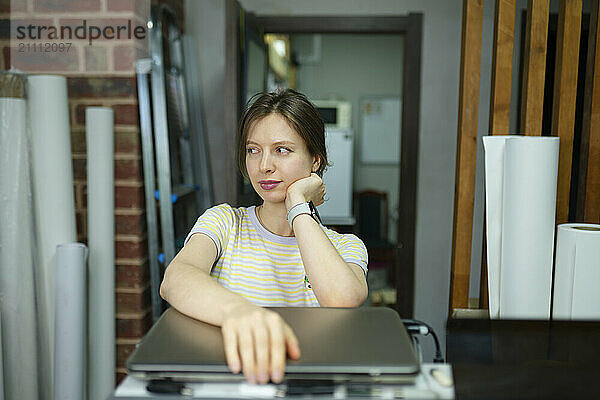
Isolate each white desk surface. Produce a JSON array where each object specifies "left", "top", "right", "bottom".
[{"left": 111, "top": 363, "right": 454, "bottom": 399}]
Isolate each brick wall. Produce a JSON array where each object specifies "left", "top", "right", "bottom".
[
  {"left": 2, "top": 0, "right": 185, "bottom": 386},
  {"left": 68, "top": 76, "right": 152, "bottom": 383}
]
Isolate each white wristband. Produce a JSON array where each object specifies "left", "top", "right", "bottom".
[{"left": 286, "top": 202, "right": 312, "bottom": 229}]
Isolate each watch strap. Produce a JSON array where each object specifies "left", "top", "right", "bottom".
[{"left": 286, "top": 202, "right": 312, "bottom": 229}]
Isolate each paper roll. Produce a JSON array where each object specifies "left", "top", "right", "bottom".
[
  {"left": 0, "top": 96, "right": 39, "bottom": 399},
  {"left": 483, "top": 136, "right": 559, "bottom": 319},
  {"left": 28, "top": 75, "right": 77, "bottom": 399},
  {"left": 0, "top": 310, "right": 4, "bottom": 400},
  {"left": 482, "top": 137, "right": 505, "bottom": 319},
  {"left": 54, "top": 243, "right": 88, "bottom": 400},
  {"left": 86, "top": 107, "right": 115, "bottom": 400},
  {"left": 553, "top": 224, "right": 600, "bottom": 320}
]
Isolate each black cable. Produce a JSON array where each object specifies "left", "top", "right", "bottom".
[{"left": 402, "top": 319, "right": 444, "bottom": 363}]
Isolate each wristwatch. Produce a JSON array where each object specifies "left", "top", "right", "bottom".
[{"left": 286, "top": 201, "right": 322, "bottom": 229}]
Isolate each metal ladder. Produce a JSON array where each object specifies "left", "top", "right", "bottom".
[{"left": 136, "top": 5, "right": 213, "bottom": 322}]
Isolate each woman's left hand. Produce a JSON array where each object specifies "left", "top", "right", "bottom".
[{"left": 285, "top": 173, "right": 326, "bottom": 210}]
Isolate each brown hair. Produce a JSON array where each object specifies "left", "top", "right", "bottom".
[{"left": 237, "top": 89, "right": 329, "bottom": 179}]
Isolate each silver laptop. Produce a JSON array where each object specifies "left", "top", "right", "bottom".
[{"left": 126, "top": 307, "right": 420, "bottom": 384}]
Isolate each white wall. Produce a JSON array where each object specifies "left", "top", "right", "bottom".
[
  {"left": 293, "top": 33, "right": 403, "bottom": 242},
  {"left": 239, "top": 0, "right": 463, "bottom": 359}
]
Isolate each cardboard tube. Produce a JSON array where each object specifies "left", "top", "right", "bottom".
[
  {"left": 482, "top": 137, "right": 505, "bottom": 318},
  {"left": 483, "top": 136, "right": 559, "bottom": 319},
  {"left": 28, "top": 75, "right": 77, "bottom": 399},
  {"left": 553, "top": 224, "right": 600, "bottom": 320},
  {"left": 54, "top": 243, "right": 88, "bottom": 400},
  {"left": 0, "top": 310, "right": 4, "bottom": 400},
  {"left": 86, "top": 107, "right": 115, "bottom": 400},
  {"left": 0, "top": 95, "right": 39, "bottom": 399}
]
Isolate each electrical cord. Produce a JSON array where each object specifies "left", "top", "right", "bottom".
[{"left": 402, "top": 319, "right": 444, "bottom": 363}]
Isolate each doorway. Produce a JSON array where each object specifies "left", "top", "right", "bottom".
[{"left": 235, "top": 14, "right": 423, "bottom": 318}]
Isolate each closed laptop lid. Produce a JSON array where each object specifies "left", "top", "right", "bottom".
[{"left": 126, "top": 307, "right": 420, "bottom": 382}]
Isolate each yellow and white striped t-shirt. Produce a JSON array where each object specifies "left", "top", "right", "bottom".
[{"left": 184, "top": 203, "right": 368, "bottom": 307}]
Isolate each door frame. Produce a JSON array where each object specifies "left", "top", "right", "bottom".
[{"left": 233, "top": 14, "right": 423, "bottom": 318}]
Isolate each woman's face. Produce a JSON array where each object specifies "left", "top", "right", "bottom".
[{"left": 245, "top": 113, "right": 319, "bottom": 204}]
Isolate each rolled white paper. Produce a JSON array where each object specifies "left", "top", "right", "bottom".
[
  {"left": 54, "top": 243, "right": 88, "bottom": 400},
  {"left": 28, "top": 75, "right": 77, "bottom": 399},
  {"left": 86, "top": 107, "right": 115, "bottom": 400},
  {"left": 553, "top": 224, "right": 600, "bottom": 320},
  {"left": 0, "top": 97, "right": 39, "bottom": 399},
  {"left": 483, "top": 136, "right": 559, "bottom": 319},
  {"left": 0, "top": 310, "right": 4, "bottom": 400},
  {"left": 482, "top": 137, "right": 505, "bottom": 319}
]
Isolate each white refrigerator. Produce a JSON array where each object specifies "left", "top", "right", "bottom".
[{"left": 318, "top": 127, "right": 355, "bottom": 225}]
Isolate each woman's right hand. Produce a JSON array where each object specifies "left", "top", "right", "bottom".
[{"left": 221, "top": 303, "right": 301, "bottom": 384}]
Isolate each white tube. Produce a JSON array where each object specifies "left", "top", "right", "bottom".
[
  {"left": 54, "top": 243, "right": 88, "bottom": 400},
  {"left": 500, "top": 137, "right": 558, "bottom": 319},
  {"left": 482, "top": 137, "right": 505, "bottom": 319},
  {"left": 553, "top": 224, "right": 600, "bottom": 320},
  {"left": 0, "top": 310, "right": 3, "bottom": 400},
  {"left": 0, "top": 97, "right": 39, "bottom": 399},
  {"left": 28, "top": 75, "right": 77, "bottom": 399},
  {"left": 86, "top": 107, "right": 115, "bottom": 400},
  {"left": 483, "top": 136, "right": 559, "bottom": 319}
]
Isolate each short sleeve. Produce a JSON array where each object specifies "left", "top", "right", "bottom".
[
  {"left": 184, "top": 203, "right": 236, "bottom": 257},
  {"left": 336, "top": 233, "right": 369, "bottom": 275}
]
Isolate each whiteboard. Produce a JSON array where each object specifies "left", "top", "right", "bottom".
[{"left": 359, "top": 97, "right": 402, "bottom": 163}]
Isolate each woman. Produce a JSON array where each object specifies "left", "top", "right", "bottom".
[{"left": 160, "top": 89, "right": 368, "bottom": 385}]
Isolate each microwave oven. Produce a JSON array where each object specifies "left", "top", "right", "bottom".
[{"left": 312, "top": 100, "right": 351, "bottom": 129}]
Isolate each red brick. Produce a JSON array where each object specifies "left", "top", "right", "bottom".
[
  {"left": 115, "top": 213, "right": 145, "bottom": 236},
  {"left": 9, "top": 19, "right": 54, "bottom": 39},
  {"left": 82, "top": 184, "right": 87, "bottom": 208},
  {"left": 68, "top": 77, "right": 136, "bottom": 98},
  {"left": 74, "top": 182, "right": 85, "bottom": 209},
  {"left": 116, "top": 238, "right": 147, "bottom": 259},
  {"left": 58, "top": 18, "right": 147, "bottom": 43},
  {"left": 113, "top": 43, "right": 149, "bottom": 72},
  {"left": 10, "top": 43, "right": 80, "bottom": 72},
  {"left": 72, "top": 157, "right": 86, "bottom": 180},
  {"left": 2, "top": 0, "right": 21, "bottom": 13},
  {"left": 117, "top": 309, "right": 152, "bottom": 338},
  {"left": 75, "top": 103, "right": 138, "bottom": 127},
  {"left": 116, "top": 262, "right": 149, "bottom": 289},
  {"left": 75, "top": 210, "right": 87, "bottom": 239},
  {"left": 76, "top": 233, "right": 87, "bottom": 244},
  {"left": 107, "top": 0, "right": 134, "bottom": 12},
  {"left": 107, "top": 0, "right": 150, "bottom": 15},
  {"left": 3, "top": 46, "right": 9, "bottom": 69},
  {"left": 115, "top": 131, "right": 140, "bottom": 155},
  {"left": 113, "top": 104, "right": 139, "bottom": 126},
  {"left": 115, "top": 159, "right": 141, "bottom": 180},
  {"left": 74, "top": 102, "right": 103, "bottom": 126},
  {"left": 113, "top": 44, "right": 135, "bottom": 72},
  {"left": 34, "top": 0, "right": 101, "bottom": 12},
  {"left": 0, "top": 21, "right": 7, "bottom": 40},
  {"left": 116, "top": 372, "right": 127, "bottom": 385},
  {"left": 116, "top": 341, "right": 139, "bottom": 367},
  {"left": 115, "top": 184, "right": 144, "bottom": 208},
  {"left": 70, "top": 130, "right": 86, "bottom": 153},
  {"left": 116, "top": 287, "right": 150, "bottom": 314},
  {"left": 84, "top": 45, "right": 108, "bottom": 72}
]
